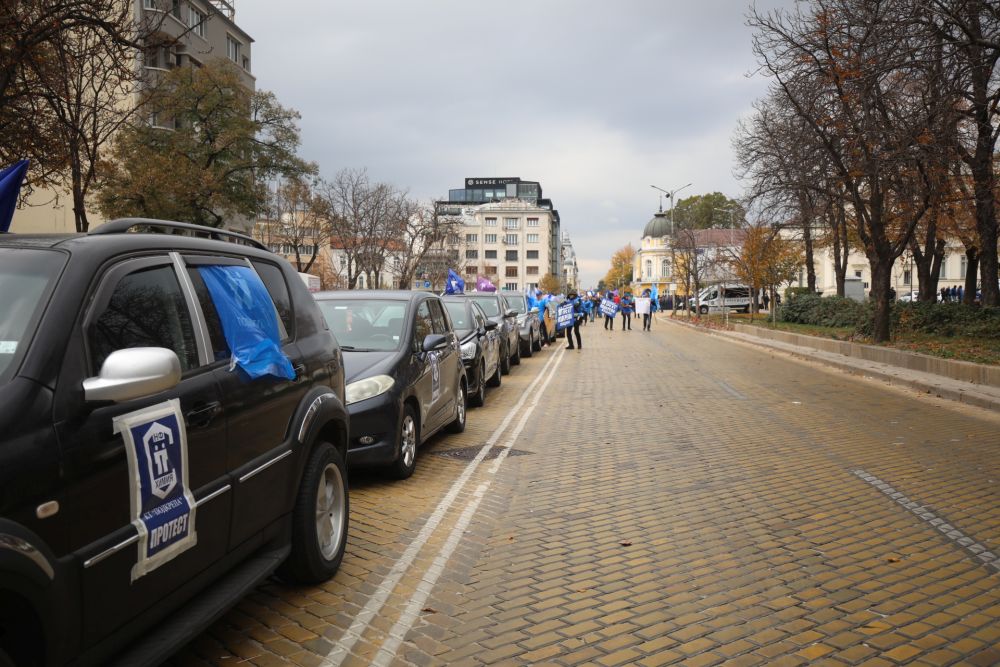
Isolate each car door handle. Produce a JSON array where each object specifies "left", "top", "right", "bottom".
[{"left": 185, "top": 401, "right": 222, "bottom": 428}]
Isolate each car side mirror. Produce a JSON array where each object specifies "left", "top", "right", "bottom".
[
  {"left": 422, "top": 333, "right": 448, "bottom": 352},
  {"left": 483, "top": 320, "right": 499, "bottom": 331},
  {"left": 83, "top": 347, "right": 181, "bottom": 403},
  {"left": 505, "top": 309, "right": 517, "bottom": 318}
]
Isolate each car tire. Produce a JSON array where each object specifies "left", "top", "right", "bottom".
[
  {"left": 500, "top": 342, "right": 511, "bottom": 375},
  {"left": 531, "top": 329, "right": 542, "bottom": 352},
  {"left": 278, "top": 441, "right": 348, "bottom": 584},
  {"left": 388, "top": 405, "right": 419, "bottom": 479},
  {"left": 446, "top": 381, "right": 467, "bottom": 433},
  {"left": 511, "top": 336, "right": 521, "bottom": 365},
  {"left": 469, "top": 361, "right": 486, "bottom": 407},
  {"left": 522, "top": 333, "right": 533, "bottom": 358},
  {"left": 700, "top": 305, "right": 709, "bottom": 314}
]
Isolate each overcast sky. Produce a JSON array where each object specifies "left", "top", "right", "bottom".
[{"left": 236, "top": 1, "right": 788, "bottom": 287}]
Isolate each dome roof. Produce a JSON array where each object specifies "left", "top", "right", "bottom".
[{"left": 643, "top": 212, "right": 671, "bottom": 238}]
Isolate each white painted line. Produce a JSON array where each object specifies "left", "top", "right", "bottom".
[
  {"left": 321, "top": 346, "right": 566, "bottom": 666},
  {"left": 852, "top": 469, "right": 1000, "bottom": 573},
  {"left": 373, "top": 344, "right": 567, "bottom": 665}
]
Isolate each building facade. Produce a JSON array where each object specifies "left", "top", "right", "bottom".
[
  {"left": 437, "top": 177, "right": 562, "bottom": 292},
  {"left": 561, "top": 231, "right": 579, "bottom": 290},
  {"left": 12, "top": 0, "right": 255, "bottom": 234}
]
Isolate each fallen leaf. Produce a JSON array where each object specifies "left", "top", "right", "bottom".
[
  {"left": 886, "top": 556, "right": 901, "bottom": 563},
  {"left": 422, "top": 607, "right": 437, "bottom": 614},
  {"left": 620, "top": 541, "right": 633, "bottom": 547}
]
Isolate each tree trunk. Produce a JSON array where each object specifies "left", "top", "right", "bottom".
[
  {"left": 799, "top": 190, "right": 816, "bottom": 292},
  {"left": 973, "top": 167, "right": 998, "bottom": 306},
  {"left": 830, "top": 198, "right": 848, "bottom": 296},
  {"left": 964, "top": 247, "right": 980, "bottom": 305},
  {"left": 870, "top": 258, "right": 893, "bottom": 343}
]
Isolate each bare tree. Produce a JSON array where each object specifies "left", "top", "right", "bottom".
[{"left": 255, "top": 177, "right": 325, "bottom": 273}]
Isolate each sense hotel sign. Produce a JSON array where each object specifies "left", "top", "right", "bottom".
[{"left": 465, "top": 177, "right": 519, "bottom": 188}]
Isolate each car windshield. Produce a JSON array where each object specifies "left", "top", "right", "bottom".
[
  {"left": 444, "top": 301, "right": 471, "bottom": 331},
  {"left": 0, "top": 249, "right": 66, "bottom": 384},
  {"left": 505, "top": 297, "right": 527, "bottom": 314},
  {"left": 316, "top": 299, "right": 407, "bottom": 351},
  {"left": 471, "top": 296, "right": 500, "bottom": 317}
]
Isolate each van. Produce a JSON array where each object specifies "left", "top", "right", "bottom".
[{"left": 689, "top": 285, "right": 751, "bottom": 314}]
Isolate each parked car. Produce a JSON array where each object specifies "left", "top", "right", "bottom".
[
  {"left": 314, "top": 291, "right": 466, "bottom": 480},
  {"left": 688, "top": 285, "right": 752, "bottom": 314},
  {"left": 442, "top": 297, "right": 501, "bottom": 407},
  {"left": 500, "top": 291, "right": 541, "bottom": 357},
  {"left": 461, "top": 293, "right": 520, "bottom": 374},
  {"left": 0, "top": 219, "right": 350, "bottom": 667}
]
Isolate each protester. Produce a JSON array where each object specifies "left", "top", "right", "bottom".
[
  {"left": 603, "top": 291, "right": 616, "bottom": 330},
  {"left": 763, "top": 292, "right": 770, "bottom": 311},
  {"left": 581, "top": 295, "right": 594, "bottom": 325},
  {"left": 565, "top": 291, "right": 584, "bottom": 350},
  {"left": 641, "top": 288, "right": 653, "bottom": 331},
  {"left": 620, "top": 291, "right": 634, "bottom": 331}
]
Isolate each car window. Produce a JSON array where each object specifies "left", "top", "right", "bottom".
[
  {"left": 90, "top": 265, "right": 199, "bottom": 373},
  {"left": 186, "top": 268, "right": 230, "bottom": 362},
  {"left": 428, "top": 300, "right": 449, "bottom": 334},
  {"left": 315, "top": 299, "right": 407, "bottom": 351},
  {"left": 0, "top": 249, "right": 65, "bottom": 384},
  {"left": 251, "top": 260, "right": 293, "bottom": 340},
  {"left": 414, "top": 302, "right": 433, "bottom": 344},
  {"left": 505, "top": 296, "right": 527, "bottom": 314},
  {"left": 471, "top": 303, "right": 487, "bottom": 329},
  {"left": 444, "top": 301, "right": 470, "bottom": 331},
  {"left": 472, "top": 296, "right": 500, "bottom": 317}
]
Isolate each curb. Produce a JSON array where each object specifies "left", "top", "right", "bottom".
[{"left": 661, "top": 315, "right": 1000, "bottom": 414}]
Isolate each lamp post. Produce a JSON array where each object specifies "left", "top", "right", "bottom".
[
  {"left": 650, "top": 183, "right": 692, "bottom": 236},
  {"left": 651, "top": 183, "right": 692, "bottom": 314}
]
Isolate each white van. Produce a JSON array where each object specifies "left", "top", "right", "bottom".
[{"left": 688, "top": 285, "right": 751, "bottom": 314}]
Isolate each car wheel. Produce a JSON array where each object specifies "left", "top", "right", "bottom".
[
  {"left": 446, "top": 381, "right": 467, "bottom": 433},
  {"left": 531, "top": 329, "right": 542, "bottom": 352},
  {"left": 470, "top": 360, "right": 486, "bottom": 407},
  {"left": 700, "top": 305, "right": 709, "bottom": 314},
  {"left": 500, "top": 342, "right": 511, "bottom": 375},
  {"left": 388, "top": 405, "right": 419, "bottom": 479},
  {"left": 522, "top": 333, "right": 533, "bottom": 358},
  {"left": 511, "top": 335, "right": 521, "bottom": 365},
  {"left": 278, "top": 441, "right": 348, "bottom": 584}
]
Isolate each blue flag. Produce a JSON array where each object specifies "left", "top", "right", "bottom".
[
  {"left": 650, "top": 286, "right": 659, "bottom": 312},
  {"left": 445, "top": 269, "right": 465, "bottom": 294},
  {"left": 0, "top": 160, "right": 29, "bottom": 233}
]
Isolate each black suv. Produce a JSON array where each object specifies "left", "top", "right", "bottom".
[{"left": 0, "top": 219, "right": 350, "bottom": 666}]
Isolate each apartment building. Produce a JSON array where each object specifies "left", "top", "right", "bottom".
[
  {"left": 12, "top": 0, "right": 254, "bottom": 233},
  {"left": 437, "top": 177, "right": 562, "bottom": 292}
]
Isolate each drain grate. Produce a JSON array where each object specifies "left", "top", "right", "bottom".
[{"left": 434, "top": 445, "right": 532, "bottom": 461}]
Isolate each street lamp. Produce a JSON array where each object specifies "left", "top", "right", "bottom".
[{"left": 650, "top": 183, "right": 692, "bottom": 236}]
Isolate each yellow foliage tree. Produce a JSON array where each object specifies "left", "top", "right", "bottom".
[{"left": 603, "top": 244, "right": 636, "bottom": 291}]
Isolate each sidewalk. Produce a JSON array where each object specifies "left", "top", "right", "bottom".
[{"left": 661, "top": 312, "right": 1000, "bottom": 413}]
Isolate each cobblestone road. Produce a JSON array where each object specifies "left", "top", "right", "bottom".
[{"left": 171, "top": 313, "right": 1000, "bottom": 666}]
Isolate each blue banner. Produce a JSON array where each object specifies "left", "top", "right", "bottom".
[
  {"left": 114, "top": 399, "right": 198, "bottom": 581},
  {"left": 0, "top": 160, "right": 29, "bottom": 233},
  {"left": 445, "top": 269, "right": 465, "bottom": 294},
  {"left": 555, "top": 302, "right": 574, "bottom": 330},
  {"left": 600, "top": 299, "right": 618, "bottom": 317},
  {"left": 199, "top": 265, "right": 295, "bottom": 380}
]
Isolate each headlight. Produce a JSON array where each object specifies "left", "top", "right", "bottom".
[
  {"left": 460, "top": 340, "right": 477, "bottom": 361},
  {"left": 516, "top": 314, "right": 526, "bottom": 325},
  {"left": 345, "top": 375, "right": 395, "bottom": 405}
]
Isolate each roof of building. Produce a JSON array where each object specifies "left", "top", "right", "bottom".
[{"left": 642, "top": 212, "right": 672, "bottom": 238}]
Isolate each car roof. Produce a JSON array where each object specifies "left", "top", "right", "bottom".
[
  {"left": 0, "top": 229, "right": 278, "bottom": 262},
  {"left": 313, "top": 289, "right": 432, "bottom": 302}
]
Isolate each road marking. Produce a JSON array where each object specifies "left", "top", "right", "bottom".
[
  {"left": 853, "top": 469, "right": 1000, "bottom": 572},
  {"left": 370, "top": 344, "right": 568, "bottom": 665},
  {"left": 322, "top": 345, "right": 566, "bottom": 666}
]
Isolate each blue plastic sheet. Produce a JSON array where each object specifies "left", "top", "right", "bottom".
[{"left": 199, "top": 265, "right": 295, "bottom": 380}]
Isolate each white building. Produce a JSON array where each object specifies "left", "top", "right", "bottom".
[
  {"left": 437, "top": 177, "right": 562, "bottom": 292},
  {"left": 561, "top": 231, "right": 579, "bottom": 290}
]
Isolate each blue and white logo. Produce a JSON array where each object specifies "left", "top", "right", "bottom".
[{"left": 143, "top": 421, "right": 178, "bottom": 499}]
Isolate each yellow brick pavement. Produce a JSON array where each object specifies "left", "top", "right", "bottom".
[{"left": 170, "top": 315, "right": 1000, "bottom": 666}]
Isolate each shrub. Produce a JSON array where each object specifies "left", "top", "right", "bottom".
[
  {"left": 779, "top": 294, "right": 866, "bottom": 328},
  {"left": 893, "top": 302, "right": 1000, "bottom": 339}
]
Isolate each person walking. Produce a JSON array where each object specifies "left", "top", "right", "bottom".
[
  {"left": 620, "top": 292, "right": 634, "bottom": 331},
  {"left": 641, "top": 288, "right": 653, "bottom": 331},
  {"left": 762, "top": 291, "right": 770, "bottom": 311},
  {"left": 581, "top": 294, "right": 594, "bottom": 325},
  {"left": 603, "top": 292, "right": 616, "bottom": 330},
  {"left": 565, "top": 291, "right": 584, "bottom": 350}
]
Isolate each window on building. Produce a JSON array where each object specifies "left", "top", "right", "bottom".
[
  {"left": 485, "top": 217, "right": 497, "bottom": 227},
  {"left": 854, "top": 269, "right": 863, "bottom": 279},
  {"left": 465, "top": 249, "right": 478, "bottom": 259},
  {"left": 526, "top": 250, "right": 539, "bottom": 259},
  {"left": 171, "top": 0, "right": 182, "bottom": 19},
  {"left": 903, "top": 270, "right": 912, "bottom": 285},
  {"left": 485, "top": 250, "right": 497, "bottom": 260},
  {"left": 466, "top": 233, "right": 478, "bottom": 243},
  {"left": 645, "top": 260, "right": 652, "bottom": 278},
  {"left": 505, "top": 267, "right": 518, "bottom": 277},
  {"left": 484, "top": 265, "right": 497, "bottom": 275},
  {"left": 504, "top": 218, "right": 519, "bottom": 229},
  {"left": 505, "top": 250, "right": 518, "bottom": 261},
  {"left": 661, "top": 259, "right": 669, "bottom": 277},
  {"left": 143, "top": 0, "right": 157, "bottom": 9},
  {"left": 504, "top": 234, "right": 518, "bottom": 245},
  {"left": 465, "top": 266, "right": 477, "bottom": 275},
  {"left": 527, "top": 217, "right": 539, "bottom": 227},
  {"left": 447, "top": 234, "right": 460, "bottom": 245},
  {"left": 527, "top": 234, "right": 539, "bottom": 243},
  {"left": 484, "top": 234, "right": 497, "bottom": 243},
  {"left": 504, "top": 282, "right": 518, "bottom": 291},
  {"left": 242, "top": 56, "right": 250, "bottom": 71},
  {"left": 188, "top": 5, "right": 206, "bottom": 35},
  {"left": 526, "top": 266, "right": 539, "bottom": 275},
  {"left": 960, "top": 255, "right": 968, "bottom": 279},
  {"left": 227, "top": 35, "right": 241, "bottom": 63}
]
